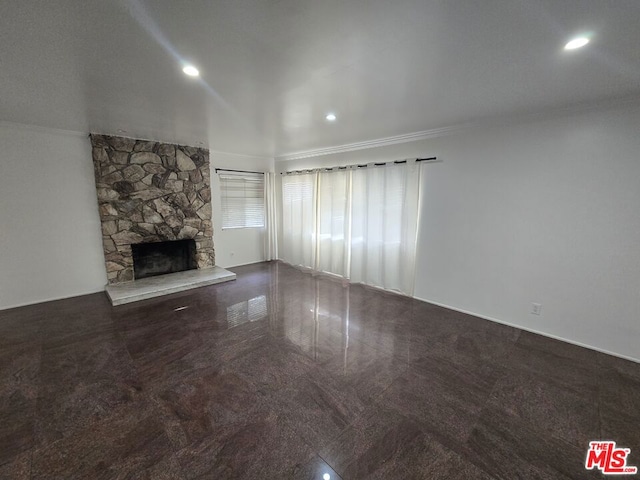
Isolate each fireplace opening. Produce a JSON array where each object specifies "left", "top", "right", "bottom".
[{"left": 131, "top": 239, "right": 197, "bottom": 280}]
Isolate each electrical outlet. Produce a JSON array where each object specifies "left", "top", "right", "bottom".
[{"left": 531, "top": 303, "right": 542, "bottom": 315}]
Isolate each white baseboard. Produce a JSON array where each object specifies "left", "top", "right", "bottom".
[
  {"left": 224, "top": 259, "right": 271, "bottom": 269},
  {"left": 0, "top": 288, "right": 106, "bottom": 311},
  {"left": 414, "top": 295, "right": 640, "bottom": 365}
]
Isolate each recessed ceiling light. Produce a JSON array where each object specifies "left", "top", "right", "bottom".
[
  {"left": 564, "top": 36, "right": 590, "bottom": 50},
  {"left": 325, "top": 113, "right": 337, "bottom": 122},
  {"left": 182, "top": 65, "right": 200, "bottom": 77}
]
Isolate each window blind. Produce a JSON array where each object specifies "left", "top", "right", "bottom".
[{"left": 219, "top": 172, "right": 265, "bottom": 229}]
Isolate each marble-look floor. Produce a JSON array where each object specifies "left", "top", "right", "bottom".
[{"left": 1, "top": 261, "right": 638, "bottom": 479}]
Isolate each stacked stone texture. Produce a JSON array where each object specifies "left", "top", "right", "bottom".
[{"left": 90, "top": 134, "right": 215, "bottom": 284}]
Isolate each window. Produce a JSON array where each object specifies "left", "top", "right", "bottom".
[{"left": 219, "top": 172, "right": 265, "bottom": 229}]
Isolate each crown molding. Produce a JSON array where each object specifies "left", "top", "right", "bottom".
[
  {"left": 209, "top": 149, "right": 274, "bottom": 162},
  {"left": 0, "top": 121, "right": 277, "bottom": 160},
  {"left": 0, "top": 120, "right": 86, "bottom": 138},
  {"left": 276, "top": 125, "right": 466, "bottom": 162},
  {"left": 276, "top": 94, "right": 640, "bottom": 162},
  {"left": 4, "top": 93, "right": 639, "bottom": 163}
]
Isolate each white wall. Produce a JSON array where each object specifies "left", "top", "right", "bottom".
[
  {"left": 0, "top": 124, "right": 275, "bottom": 310},
  {"left": 0, "top": 123, "right": 107, "bottom": 309},
  {"left": 209, "top": 152, "right": 274, "bottom": 268},
  {"left": 277, "top": 102, "right": 640, "bottom": 362}
]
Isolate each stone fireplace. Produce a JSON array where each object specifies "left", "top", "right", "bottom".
[{"left": 90, "top": 134, "right": 215, "bottom": 285}]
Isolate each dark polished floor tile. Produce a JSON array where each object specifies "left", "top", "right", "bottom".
[
  {"left": 487, "top": 368, "right": 599, "bottom": 448},
  {"left": 2, "top": 261, "right": 639, "bottom": 479},
  {"left": 113, "top": 302, "right": 184, "bottom": 333},
  {"left": 0, "top": 403, "right": 35, "bottom": 469},
  {"left": 292, "top": 455, "right": 343, "bottom": 480},
  {"left": 501, "top": 331, "right": 600, "bottom": 394},
  {"left": 393, "top": 433, "right": 496, "bottom": 480},
  {"left": 136, "top": 323, "right": 272, "bottom": 393},
  {"left": 597, "top": 350, "right": 640, "bottom": 378},
  {"left": 0, "top": 342, "right": 41, "bottom": 401},
  {"left": 598, "top": 353, "right": 640, "bottom": 416},
  {"left": 39, "top": 294, "right": 114, "bottom": 347},
  {"left": 599, "top": 355, "right": 640, "bottom": 467},
  {"left": 347, "top": 321, "right": 413, "bottom": 362},
  {"left": 269, "top": 280, "right": 349, "bottom": 362},
  {"left": 413, "top": 351, "right": 503, "bottom": 397},
  {"left": 319, "top": 340, "right": 409, "bottom": 405},
  {"left": 268, "top": 366, "right": 367, "bottom": 450},
  {"left": 282, "top": 328, "right": 349, "bottom": 365},
  {"left": 466, "top": 405, "right": 601, "bottom": 480},
  {"left": 31, "top": 408, "right": 177, "bottom": 480},
  {"left": 125, "top": 455, "right": 186, "bottom": 480},
  {"left": 377, "top": 359, "right": 498, "bottom": 444},
  {"left": 348, "top": 293, "right": 413, "bottom": 327},
  {"left": 517, "top": 331, "right": 596, "bottom": 363},
  {"left": 0, "top": 449, "right": 31, "bottom": 480},
  {"left": 35, "top": 334, "right": 144, "bottom": 447},
  {"left": 0, "top": 308, "right": 42, "bottom": 348},
  {"left": 321, "top": 404, "right": 492, "bottom": 480},
  {"left": 408, "top": 316, "right": 520, "bottom": 366},
  {"left": 123, "top": 320, "right": 204, "bottom": 379},
  {"left": 320, "top": 404, "right": 424, "bottom": 479},
  {"left": 599, "top": 405, "right": 640, "bottom": 468},
  {"left": 180, "top": 290, "right": 274, "bottom": 336},
  {"left": 0, "top": 344, "right": 40, "bottom": 467},
  {"left": 408, "top": 300, "right": 517, "bottom": 341},
  {"left": 271, "top": 305, "right": 348, "bottom": 338},
  {"left": 175, "top": 408, "right": 314, "bottom": 479},
  {"left": 112, "top": 282, "right": 269, "bottom": 339},
  {"left": 153, "top": 366, "right": 265, "bottom": 449},
  {"left": 231, "top": 338, "right": 317, "bottom": 394}
]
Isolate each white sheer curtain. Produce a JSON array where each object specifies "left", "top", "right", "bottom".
[
  {"left": 279, "top": 162, "right": 420, "bottom": 295},
  {"left": 264, "top": 172, "right": 279, "bottom": 261},
  {"left": 281, "top": 172, "right": 317, "bottom": 268},
  {"left": 350, "top": 163, "right": 420, "bottom": 295},
  {"left": 316, "top": 170, "right": 351, "bottom": 277}
]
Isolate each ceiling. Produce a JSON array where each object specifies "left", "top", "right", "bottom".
[{"left": 1, "top": 0, "right": 639, "bottom": 158}]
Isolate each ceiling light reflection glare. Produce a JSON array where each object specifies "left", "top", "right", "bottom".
[
  {"left": 564, "top": 37, "right": 589, "bottom": 50},
  {"left": 182, "top": 65, "right": 200, "bottom": 77}
]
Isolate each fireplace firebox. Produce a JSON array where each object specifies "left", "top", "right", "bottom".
[{"left": 131, "top": 239, "right": 197, "bottom": 280}]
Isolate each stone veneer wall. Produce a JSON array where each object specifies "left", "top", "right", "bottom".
[{"left": 90, "top": 134, "right": 214, "bottom": 284}]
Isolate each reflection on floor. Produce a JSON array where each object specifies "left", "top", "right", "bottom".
[{"left": 1, "top": 261, "right": 638, "bottom": 479}]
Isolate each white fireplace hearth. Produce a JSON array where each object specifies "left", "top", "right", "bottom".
[{"left": 105, "top": 266, "right": 236, "bottom": 305}]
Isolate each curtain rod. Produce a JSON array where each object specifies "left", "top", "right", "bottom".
[
  {"left": 215, "top": 168, "right": 264, "bottom": 175},
  {"left": 281, "top": 157, "right": 438, "bottom": 175}
]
